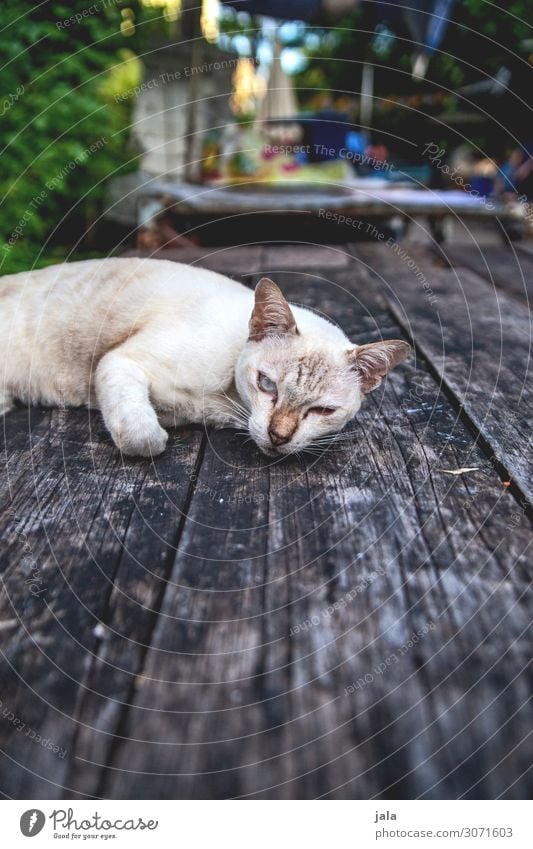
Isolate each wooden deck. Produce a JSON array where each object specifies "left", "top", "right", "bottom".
[{"left": 1, "top": 239, "right": 532, "bottom": 799}]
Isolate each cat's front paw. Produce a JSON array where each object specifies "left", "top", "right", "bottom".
[{"left": 110, "top": 418, "right": 169, "bottom": 457}]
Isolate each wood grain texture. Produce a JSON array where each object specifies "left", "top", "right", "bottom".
[
  {"left": 353, "top": 242, "right": 533, "bottom": 507},
  {"left": 122, "top": 246, "right": 263, "bottom": 275},
  {"left": 0, "top": 407, "right": 203, "bottom": 798},
  {"left": 0, "top": 250, "right": 532, "bottom": 800},
  {"left": 442, "top": 242, "right": 533, "bottom": 306}
]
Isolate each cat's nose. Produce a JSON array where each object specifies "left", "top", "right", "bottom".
[{"left": 268, "top": 427, "right": 291, "bottom": 447}]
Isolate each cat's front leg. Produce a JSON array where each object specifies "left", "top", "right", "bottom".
[{"left": 95, "top": 351, "right": 168, "bottom": 457}]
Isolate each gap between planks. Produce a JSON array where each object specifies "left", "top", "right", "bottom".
[
  {"left": 349, "top": 242, "right": 533, "bottom": 516},
  {"left": 80, "top": 433, "right": 210, "bottom": 799}
]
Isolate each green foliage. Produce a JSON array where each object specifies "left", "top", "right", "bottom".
[{"left": 0, "top": 1, "right": 140, "bottom": 274}]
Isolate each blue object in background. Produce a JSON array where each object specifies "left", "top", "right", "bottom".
[
  {"left": 499, "top": 162, "right": 516, "bottom": 192},
  {"left": 423, "top": 0, "right": 455, "bottom": 56},
  {"left": 306, "top": 111, "right": 351, "bottom": 161},
  {"left": 345, "top": 130, "right": 367, "bottom": 157},
  {"left": 294, "top": 149, "right": 309, "bottom": 164},
  {"left": 377, "top": 0, "right": 455, "bottom": 56},
  {"left": 470, "top": 175, "right": 494, "bottom": 198}
]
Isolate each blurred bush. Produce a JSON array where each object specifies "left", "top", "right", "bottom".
[{"left": 0, "top": 1, "right": 142, "bottom": 274}]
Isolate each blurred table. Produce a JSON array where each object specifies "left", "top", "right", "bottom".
[{"left": 138, "top": 180, "right": 522, "bottom": 244}]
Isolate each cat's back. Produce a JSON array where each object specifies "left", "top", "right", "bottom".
[
  {"left": 0, "top": 257, "right": 250, "bottom": 340},
  {"left": 0, "top": 256, "right": 245, "bottom": 306},
  {"left": 0, "top": 258, "right": 251, "bottom": 404}
]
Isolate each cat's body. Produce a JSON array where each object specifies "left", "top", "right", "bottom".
[
  {"left": 1, "top": 257, "right": 248, "bottom": 412},
  {"left": 0, "top": 258, "right": 410, "bottom": 457}
]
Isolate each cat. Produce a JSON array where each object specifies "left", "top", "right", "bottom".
[{"left": 0, "top": 257, "right": 410, "bottom": 457}]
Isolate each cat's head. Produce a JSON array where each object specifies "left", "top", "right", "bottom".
[{"left": 235, "top": 278, "right": 411, "bottom": 457}]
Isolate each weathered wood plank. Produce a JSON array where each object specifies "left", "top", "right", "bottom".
[
  {"left": 353, "top": 242, "right": 533, "bottom": 507},
  {"left": 67, "top": 429, "right": 271, "bottom": 799},
  {"left": 261, "top": 273, "right": 533, "bottom": 800},
  {"left": 516, "top": 242, "right": 533, "bottom": 260},
  {"left": 124, "top": 243, "right": 352, "bottom": 274},
  {"left": 65, "top": 268, "right": 533, "bottom": 799},
  {"left": 122, "top": 245, "right": 263, "bottom": 275},
  {"left": 442, "top": 242, "right": 533, "bottom": 305},
  {"left": 260, "top": 244, "right": 351, "bottom": 269},
  {"left": 0, "top": 408, "right": 203, "bottom": 798}
]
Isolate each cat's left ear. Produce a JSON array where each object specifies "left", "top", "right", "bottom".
[
  {"left": 249, "top": 278, "right": 299, "bottom": 341},
  {"left": 348, "top": 340, "right": 411, "bottom": 393}
]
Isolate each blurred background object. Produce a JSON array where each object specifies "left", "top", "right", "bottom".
[{"left": 1, "top": 0, "right": 532, "bottom": 273}]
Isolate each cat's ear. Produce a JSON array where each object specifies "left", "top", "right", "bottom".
[
  {"left": 249, "top": 278, "right": 299, "bottom": 341},
  {"left": 348, "top": 340, "right": 411, "bottom": 393}
]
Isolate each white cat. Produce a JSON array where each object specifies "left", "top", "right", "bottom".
[{"left": 0, "top": 258, "right": 410, "bottom": 457}]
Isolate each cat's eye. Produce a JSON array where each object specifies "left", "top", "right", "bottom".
[
  {"left": 307, "top": 406, "right": 337, "bottom": 416},
  {"left": 257, "top": 372, "right": 277, "bottom": 395}
]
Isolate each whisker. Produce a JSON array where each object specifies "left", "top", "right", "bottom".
[
  {"left": 217, "top": 389, "right": 249, "bottom": 416},
  {"left": 303, "top": 438, "right": 354, "bottom": 452},
  {"left": 308, "top": 434, "right": 356, "bottom": 446},
  {"left": 215, "top": 402, "right": 250, "bottom": 427}
]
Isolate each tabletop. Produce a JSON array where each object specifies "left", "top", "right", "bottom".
[{"left": 1, "top": 238, "right": 532, "bottom": 799}]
